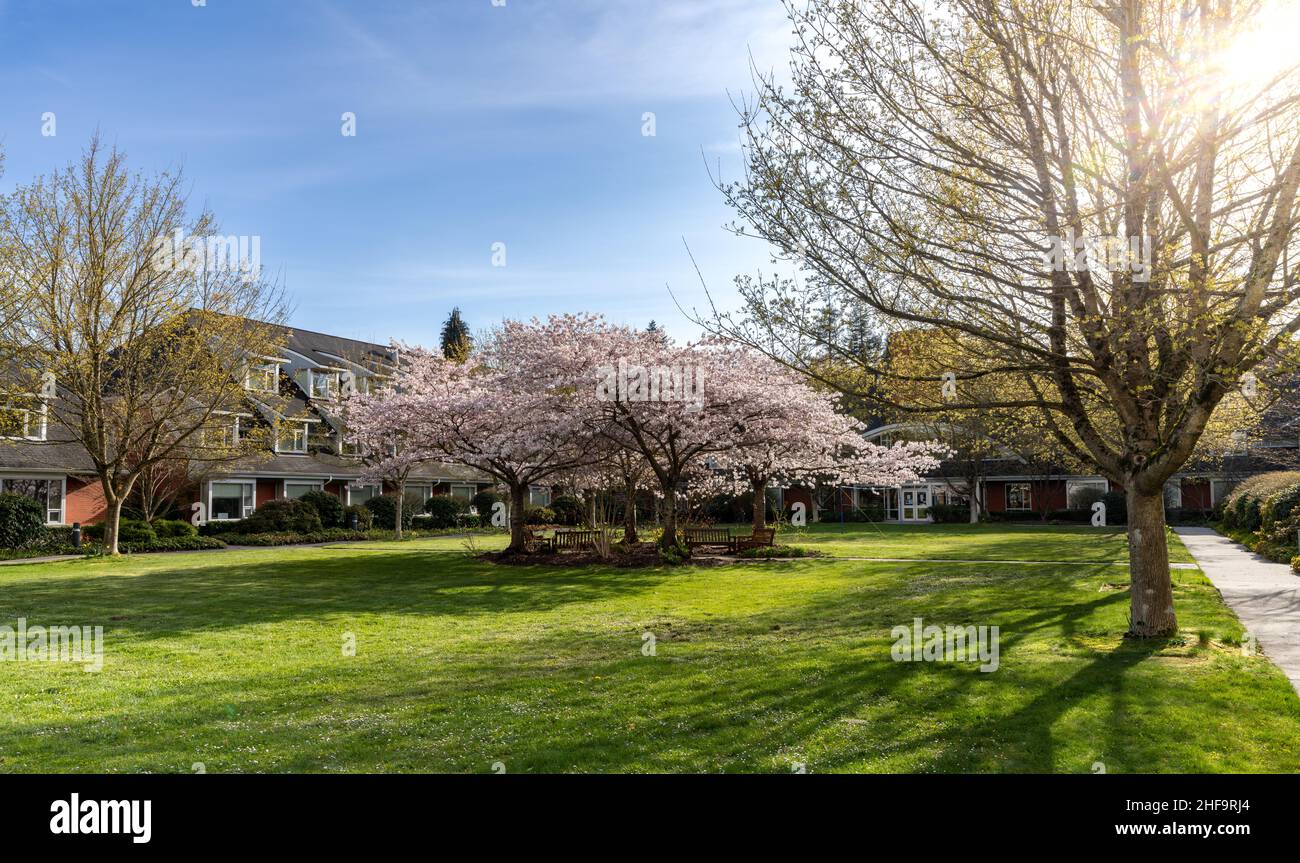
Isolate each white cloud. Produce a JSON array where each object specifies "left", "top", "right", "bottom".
[{"left": 317, "top": 0, "right": 794, "bottom": 110}]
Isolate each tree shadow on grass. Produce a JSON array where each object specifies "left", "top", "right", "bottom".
[{"left": 0, "top": 548, "right": 680, "bottom": 639}]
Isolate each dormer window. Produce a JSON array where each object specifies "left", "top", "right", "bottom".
[
  {"left": 0, "top": 397, "right": 48, "bottom": 442},
  {"left": 276, "top": 420, "right": 310, "bottom": 454},
  {"left": 246, "top": 363, "right": 279, "bottom": 394},
  {"left": 339, "top": 429, "right": 363, "bottom": 457},
  {"left": 206, "top": 415, "right": 241, "bottom": 449},
  {"left": 311, "top": 371, "right": 339, "bottom": 401}
]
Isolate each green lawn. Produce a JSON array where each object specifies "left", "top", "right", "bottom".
[
  {"left": 0, "top": 524, "right": 1295, "bottom": 773},
  {"left": 765, "top": 520, "right": 1196, "bottom": 564}
]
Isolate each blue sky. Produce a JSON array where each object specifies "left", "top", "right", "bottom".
[{"left": 0, "top": 0, "right": 794, "bottom": 345}]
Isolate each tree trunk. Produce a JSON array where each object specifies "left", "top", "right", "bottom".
[
  {"left": 751, "top": 479, "right": 767, "bottom": 530},
  {"left": 394, "top": 481, "right": 405, "bottom": 541},
  {"left": 1126, "top": 487, "right": 1177, "bottom": 638},
  {"left": 658, "top": 481, "right": 682, "bottom": 551},
  {"left": 103, "top": 494, "right": 124, "bottom": 556},
  {"left": 507, "top": 483, "right": 527, "bottom": 553},
  {"left": 623, "top": 478, "right": 638, "bottom": 544},
  {"left": 968, "top": 483, "right": 980, "bottom": 523}
]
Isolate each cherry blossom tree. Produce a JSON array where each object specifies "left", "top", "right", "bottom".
[
  {"left": 379, "top": 319, "right": 609, "bottom": 553},
  {"left": 344, "top": 356, "right": 437, "bottom": 539},
  {"left": 712, "top": 387, "right": 946, "bottom": 530},
  {"left": 577, "top": 323, "right": 943, "bottom": 549}
]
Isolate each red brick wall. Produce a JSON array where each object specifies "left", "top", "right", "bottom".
[
  {"left": 65, "top": 476, "right": 108, "bottom": 525},
  {"left": 1032, "top": 480, "right": 1068, "bottom": 511},
  {"left": 256, "top": 479, "right": 278, "bottom": 507},
  {"left": 984, "top": 481, "right": 1007, "bottom": 512},
  {"left": 1181, "top": 479, "right": 1212, "bottom": 510},
  {"left": 784, "top": 486, "right": 813, "bottom": 517}
]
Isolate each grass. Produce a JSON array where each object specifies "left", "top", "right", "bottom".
[
  {"left": 760, "top": 520, "right": 1196, "bottom": 564},
  {"left": 0, "top": 524, "right": 1295, "bottom": 773}
]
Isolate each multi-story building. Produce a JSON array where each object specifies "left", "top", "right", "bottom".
[{"left": 0, "top": 323, "right": 501, "bottom": 527}]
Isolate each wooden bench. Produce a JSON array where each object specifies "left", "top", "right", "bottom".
[
  {"left": 552, "top": 529, "right": 600, "bottom": 551},
  {"left": 522, "top": 527, "right": 550, "bottom": 553},
  {"left": 734, "top": 527, "right": 777, "bottom": 552},
  {"left": 684, "top": 527, "right": 734, "bottom": 550}
]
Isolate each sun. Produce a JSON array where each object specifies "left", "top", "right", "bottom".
[{"left": 1214, "top": 0, "right": 1300, "bottom": 94}]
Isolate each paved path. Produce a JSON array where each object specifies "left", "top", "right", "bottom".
[{"left": 1175, "top": 526, "right": 1300, "bottom": 694}]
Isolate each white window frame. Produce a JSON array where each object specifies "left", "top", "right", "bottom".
[
  {"left": 0, "top": 475, "right": 66, "bottom": 525},
  {"left": 209, "top": 479, "right": 255, "bottom": 521},
  {"left": 283, "top": 481, "right": 325, "bottom": 500},
  {"left": 347, "top": 484, "right": 381, "bottom": 506},
  {"left": 310, "top": 371, "right": 339, "bottom": 401},
  {"left": 449, "top": 484, "right": 476, "bottom": 502},
  {"left": 1065, "top": 478, "right": 1108, "bottom": 508},
  {"left": 275, "top": 420, "right": 311, "bottom": 454},
  {"left": 0, "top": 398, "right": 48, "bottom": 442},
  {"left": 1164, "top": 481, "right": 1183, "bottom": 509},
  {"left": 529, "top": 486, "right": 551, "bottom": 507},
  {"left": 206, "top": 413, "right": 242, "bottom": 449},
  {"left": 1005, "top": 482, "right": 1032, "bottom": 511},
  {"left": 245, "top": 363, "right": 279, "bottom": 394},
  {"left": 405, "top": 485, "right": 433, "bottom": 506},
  {"left": 338, "top": 429, "right": 363, "bottom": 457}
]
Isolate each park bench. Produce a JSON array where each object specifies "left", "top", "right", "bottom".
[
  {"left": 522, "top": 527, "right": 550, "bottom": 553},
  {"left": 552, "top": 529, "right": 601, "bottom": 551},
  {"left": 684, "top": 527, "right": 734, "bottom": 550},
  {"left": 734, "top": 527, "right": 777, "bottom": 552}
]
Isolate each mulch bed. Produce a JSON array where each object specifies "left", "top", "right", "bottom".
[{"left": 481, "top": 543, "right": 731, "bottom": 568}]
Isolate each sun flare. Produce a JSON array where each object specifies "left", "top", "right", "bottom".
[{"left": 1214, "top": 0, "right": 1300, "bottom": 92}]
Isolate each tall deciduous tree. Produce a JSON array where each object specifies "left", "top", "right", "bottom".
[
  {"left": 2, "top": 138, "right": 287, "bottom": 553},
  {"left": 710, "top": 0, "right": 1300, "bottom": 636},
  {"left": 384, "top": 318, "right": 607, "bottom": 553},
  {"left": 345, "top": 367, "right": 434, "bottom": 540}
]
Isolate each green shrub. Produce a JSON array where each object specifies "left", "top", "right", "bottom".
[
  {"left": 342, "top": 504, "right": 373, "bottom": 531},
  {"left": 153, "top": 518, "right": 198, "bottom": 538},
  {"left": 423, "top": 495, "right": 467, "bottom": 528},
  {"left": 1067, "top": 485, "right": 1107, "bottom": 510},
  {"left": 227, "top": 529, "right": 372, "bottom": 547},
  {"left": 549, "top": 495, "right": 584, "bottom": 526},
  {"left": 927, "top": 502, "right": 968, "bottom": 523},
  {"left": 1225, "top": 471, "right": 1300, "bottom": 533},
  {"left": 299, "top": 489, "right": 345, "bottom": 528},
  {"left": 1098, "top": 491, "right": 1126, "bottom": 525},
  {"left": 0, "top": 493, "right": 47, "bottom": 549},
  {"left": 240, "top": 499, "right": 322, "bottom": 534},
  {"left": 470, "top": 490, "right": 503, "bottom": 526},
  {"left": 1243, "top": 497, "right": 1263, "bottom": 532},
  {"left": 198, "top": 519, "right": 246, "bottom": 537},
  {"left": 736, "top": 544, "right": 815, "bottom": 558},
  {"left": 658, "top": 542, "right": 689, "bottom": 565},
  {"left": 117, "top": 536, "right": 226, "bottom": 554},
  {"left": 524, "top": 506, "right": 555, "bottom": 525},
  {"left": 364, "top": 494, "right": 414, "bottom": 530},
  {"left": 112, "top": 519, "right": 157, "bottom": 544}
]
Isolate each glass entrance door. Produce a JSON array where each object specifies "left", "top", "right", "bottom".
[{"left": 901, "top": 486, "right": 930, "bottom": 521}]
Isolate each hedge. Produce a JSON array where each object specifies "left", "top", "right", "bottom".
[
  {"left": 299, "top": 490, "right": 346, "bottom": 528},
  {"left": 0, "top": 493, "right": 47, "bottom": 548}
]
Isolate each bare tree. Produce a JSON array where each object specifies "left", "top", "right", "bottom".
[
  {"left": 705, "top": 0, "right": 1300, "bottom": 636},
  {"left": 3, "top": 138, "right": 288, "bottom": 553}
]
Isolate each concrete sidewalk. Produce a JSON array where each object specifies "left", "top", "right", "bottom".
[{"left": 1175, "top": 526, "right": 1300, "bottom": 694}]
